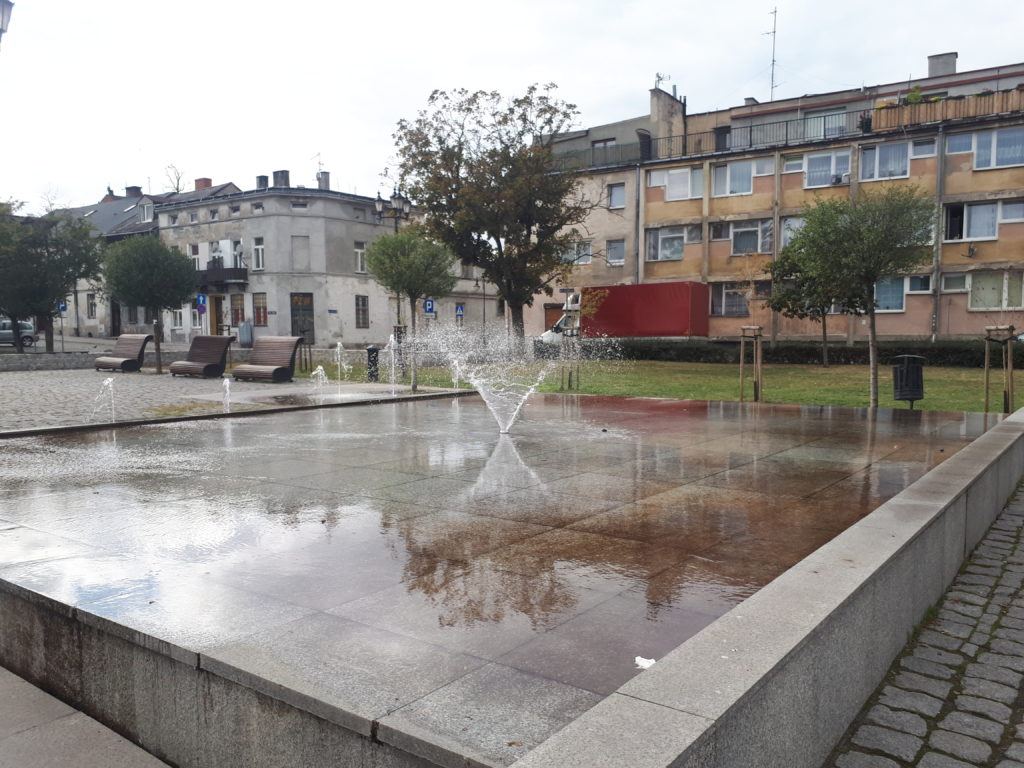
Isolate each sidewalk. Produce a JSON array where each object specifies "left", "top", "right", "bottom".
[
  {"left": 827, "top": 488, "right": 1024, "bottom": 767},
  {"left": 0, "top": 666, "right": 167, "bottom": 767}
]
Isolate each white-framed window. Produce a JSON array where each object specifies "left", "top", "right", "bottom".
[
  {"left": 941, "top": 273, "right": 968, "bottom": 293},
  {"left": 209, "top": 208, "right": 219, "bottom": 221},
  {"left": 171, "top": 309, "right": 184, "bottom": 329},
  {"left": 189, "top": 211, "right": 198, "bottom": 223},
  {"left": 354, "top": 241, "right": 367, "bottom": 273},
  {"left": 606, "top": 239, "right": 625, "bottom": 266},
  {"left": 860, "top": 141, "right": 909, "bottom": 180},
  {"left": 562, "top": 242, "right": 592, "bottom": 265},
  {"left": 969, "top": 270, "right": 1024, "bottom": 310},
  {"left": 648, "top": 167, "right": 703, "bottom": 200},
  {"left": 252, "top": 202, "right": 264, "bottom": 214},
  {"left": 1001, "top": 200, "right": 1024, "bottom": 222},
  {"left": 712, "top": 160, "right": 753, "bottom": 196},
  {"left": 607, "top": 183, "right": 626, "bottom": 209},
  {"left": 944, "top": 202, "right": 998, "bottom": 241},
  {"left": 231, "top": 240, "right": 243, "bottom": 268},
  {"left": 86, "top": 293, "right": 97, "bottom": 319},
  {"left": 754, "top": 157, "right": 775, "bottom": 176},
  {"left": 907, "top": 275, "right": 932, "bottom": 293},
  {"left": 189, "top": 243, "right": 200, "bottom": 270},
  {"left": 975, "top": 127, "right": 1024, "bottom": 170},
  {"left": 729, "top": 219, "right": 773, "bottom": 255},
  {"left": 804, "top": 150, "right": 850, "bottom": 188},
  {"left": 168, "top": 213, "right": 178, "bottom": 226},
  {"left": 645, "top": 226, "right": 690, "bottom": 262},
  {"left": 804, "top": 108, "right": 846, "bottom": 140},
  {"left": 781, "top": 216, "right": 805, "bottom": 248},
  {"left": 911, "top": 138, "right": 936, "bottom": 157},
  {"left": 710, "top": 281, "right": 770, "bottom": 316},
  {"left": 782, "top": 154, "right": 803, "bottom": 173},
  {"left": 874, "top": 276, "right": 905, "bottom": 312},
  {"left": 946, "top": 133, "right": 974, "bottom": 154},
  {"left": 141, "top": 204, "right": 154, "bottom": 222},
  {"left": 252, "top": 237, "right": 265, "bottom": 270},
  {"left": 191, "top": 308, "right": 201, "bottom": 328}
]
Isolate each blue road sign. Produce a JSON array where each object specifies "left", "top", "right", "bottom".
[
  {"left": 57, "top": 301, "right": 67, "bottom": 313},
  {"left": 455, "top": 304, "right": 465, "bottom": 318},
  {"left": 196, "top": 293, "right": 207, "bottom": 306},
  {"left": 423, "top": 298, "right": 435, "bottom": 314}
]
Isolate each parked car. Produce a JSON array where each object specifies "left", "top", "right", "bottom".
[{"left": 0, "top": 320, "right": 38, "bottom": 347}]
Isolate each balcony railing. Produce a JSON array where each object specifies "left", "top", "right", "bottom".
[{"left": 195, "top": 257, "right": 247, "bottom": 288}]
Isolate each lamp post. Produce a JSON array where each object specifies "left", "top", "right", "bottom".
[
  {"left": 474, "top": 277, "right": 487, "bottom": 341},
  {"left": 0, "top": 1, "right": 14, "bottom": 51},
  {"left": 375, "top": 188, "right": 412, "bottom": 330}
]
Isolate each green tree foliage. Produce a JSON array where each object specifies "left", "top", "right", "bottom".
[
  {"left": 0, "top": 202, "right": 104, "bottom": 352},
  {"left": 366, "top": 228, "right": 457, "bottom": 391},
  {"left": 771, "top": 186, "right": 935, "bottom": 407},
  {"left": 103, "top": 237, "right": 195, "bottom": 373},
  {"left": 394, "top": 84, "right": 594, "bottom": 339}
]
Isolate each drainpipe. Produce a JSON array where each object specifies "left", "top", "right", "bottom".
[
  {"left": 634, "top": 163, "right": 642, "bottom": 284},
  {"left": 770, "top": 149, "right": 782, "bottom": 347},
  {"left": 932, "top": 125, "right": 946, "bottom": 343}
]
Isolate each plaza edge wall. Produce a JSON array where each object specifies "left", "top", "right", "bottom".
[{"left": 513, "top": 409, "right": 1024, "bottom": 768}]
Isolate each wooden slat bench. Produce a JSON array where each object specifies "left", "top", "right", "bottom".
[
  {"left": 231, "top": 336, "right": 303, "bottom": 383},
  {"left": 169, "top": 335, "right": 236, "bottom": 379},
  {"left": 94, "top": 334, "right": 153, "bottom": 373}
]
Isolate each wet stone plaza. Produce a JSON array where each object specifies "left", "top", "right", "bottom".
[{"left": 0, "top": 395, "right": 998, "bottom": 765}]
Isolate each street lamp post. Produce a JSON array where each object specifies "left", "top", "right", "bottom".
[
  {"left": 374, "top": 188, "right": 412, "bottom": 334},
  {"left": 0, "top": 1, "right": 14, "bottom": 51}
]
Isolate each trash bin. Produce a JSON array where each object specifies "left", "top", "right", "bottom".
[
  {"left": 893, "top": 355, "right": 926, "bottom": 408},
  {"left": 238, "top": 320, "right": 253, "bottom": 349},
  {"left": 366, "top": 345, "right": 379, "bottom": 383}
]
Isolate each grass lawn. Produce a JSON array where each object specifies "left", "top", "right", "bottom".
[{"left": 319, "top": 359, "right": 1010, "bottom": 414}]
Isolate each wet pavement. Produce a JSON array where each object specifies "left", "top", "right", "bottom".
[{"left": 0, "top": 395, "right": 998, "bottom": 765}]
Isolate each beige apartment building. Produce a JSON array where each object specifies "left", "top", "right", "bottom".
[{"left": 533, "top": 53, "right": 1024, "bottom": 342}]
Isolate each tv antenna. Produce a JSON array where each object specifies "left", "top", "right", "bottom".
[
  {"left": 311, "top": 152, "right": 323, "bottom": 172},
  {"left": 654, "top": 72, "right": 671, "bottom": 91},
  {"left": 765, "top": 7, "right": 778, "bottom": 101}
]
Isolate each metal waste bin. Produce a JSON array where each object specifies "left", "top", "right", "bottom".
[
  {"left": 366, "top": 345, "right": 379, "bottom": 382},
  {"left": 893, "top": 355, "right": 925, "bottom": 408}
]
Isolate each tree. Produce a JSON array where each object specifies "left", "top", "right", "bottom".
[
  {"left": 0, "top": 203, "right": 104, "bottom": 353},
  {"left": 366, "top": 229, "right": 457, "bottom": 392},
  {"left": 773, "top": 186, "right": 935, "bottom": 407},
  {"left": 103, "top": 237, "right": 195, "bottom": 374},
  {"left": 394, "top": 84, "right": 595, "bottom": 339}
]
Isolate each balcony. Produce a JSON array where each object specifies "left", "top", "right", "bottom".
[
  {"left": 195, "top": 257, "right": 247, "bottom": 290},
  {"left": 872, "top": 87, "right": 1024, "bottom": 131}
]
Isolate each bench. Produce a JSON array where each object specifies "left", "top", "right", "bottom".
[
  {"left": 169, "top": 335, "right": 236, "bottom": 378},
  {"left": 231, "top": 336, "right": 303, "bottom": 383},
  {"left": 94, "top": 334, "right": 153, "bottom": 373}
]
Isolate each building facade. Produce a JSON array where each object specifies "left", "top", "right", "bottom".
[{"left": 533, "top": 53, "right": 1024, "bottom": 341}]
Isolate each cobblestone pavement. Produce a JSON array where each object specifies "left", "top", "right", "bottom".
[
  {"left": 0, "top": 369, "right": 419, "bottom": 432},
  {"left": 827, "top": 489, "right": 1024, "bottom": 767}
]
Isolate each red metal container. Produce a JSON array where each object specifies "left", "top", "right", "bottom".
[{"left": 580, "top": 281, "right": 710, "bottom": 338}]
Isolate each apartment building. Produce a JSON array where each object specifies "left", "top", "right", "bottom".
[
  {"left": 536, "top": 53, "right": 1024, "bottom": 341},
  {"left": 157, "top": 170, "right": 497, "bottom": 347}
]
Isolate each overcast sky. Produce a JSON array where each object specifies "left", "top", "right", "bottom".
[{"left": 2, "top": 0, "right": 1022, "bottom": 214}]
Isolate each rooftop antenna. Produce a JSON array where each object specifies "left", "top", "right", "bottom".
[
  {"left": 311, "top": 152, "right": 323, "bottom": 173},
  {"left": 765, "top": 7, "right": 778, "bottom": 101},
  {"left": 655, "top": 72, "right": 670, "bottom": 91}
]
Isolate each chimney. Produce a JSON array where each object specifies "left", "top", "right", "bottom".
[
  {"left": 125, "top": 185, "right": 143, "bottom": 198},
  {"left": 928, "top": 52, "right": 958, "bottom": 78},
  {"left": 743, "top": 97, "right": 759, "bottom": 106},
  {"left": 272, "top": 170, "right": 290, "bottom": 188},
  {"left": 101, "top": 186, "right": 119, "bottom": 202},
  {"left": 256, "top": 175, "right": 269, "bottom": 190},
  {"left": 194, "top": 177, "right": 213, "bottom": 191},
  {"left": 316, "top": 170, "right": 331, "bottom": 191}
]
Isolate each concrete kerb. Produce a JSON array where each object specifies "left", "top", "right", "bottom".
[{"left": 514, "top": 409, "right": 1024, "bottom": 768}]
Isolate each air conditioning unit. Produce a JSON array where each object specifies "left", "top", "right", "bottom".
[
  {"left": 831, "top": 174, "right": 843, "bottom": 185},
  {"left": 842, "top": 172, "right": 851, "bottom": 183}
]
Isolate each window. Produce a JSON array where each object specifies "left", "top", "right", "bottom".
[
  {"left": 496, "top": 298, "right": 505, "bottom": 316},
  {"left": 191, "top": 309, "right": 201, "bottom": 328},
  {"left": 607, "top": 183, "right": 626, "bottom": 209},
  {"left": 781, "top": 216, "right": 805, "bottom": 248},
  {"left": 208, "top": 241, "right": 221, "bottom": 262},
  {"left": 908, "top": 275, "right": 932, "bottom": 293},
  {"left": 606, "top": 239, "right": 625, "bottom": 265},
  {"left": 189, "top": 211, "right": 198, "bottom": 223},
  {"left": 168, "top": 214, "right": 178, "bottom": 225},
  {"left": 754, "top": 157, "right": 775, "bottom": 176},
  {"left": 804, "top": 109, "right": 846, "bottom": 140},
  {"left": 171, "top": 309, "right": 183, "bottom": 329},
  {"left": 252, "top": 202, "right": 264, "bottom": 214},
  {"left": 710, "top": 283, "right": 751, "bottom": 316},
  {"left": 1002, "top": 201, "right": 1024, "bottom": 222},
  {"left": 141, "top": 204, "right": 154, "bottom": 222},
  {"left": 782, "top": 155, "right": 803, "bottom": 173},
  {"left": 144, "top": 307, "right": 155, "bottom": 324},
  {"left": 127, "top": 305, "right": 138, "bottom": 324},
  {"left": 874, "top": 277, "right": 905, "bottom": 312},
  {"left": 229, "top": 205, "right": 240, "bottom": 217},
  {"left": 911, "top": 138, "right": 936, "bottom": 157},
  {"left": 563, "top": 242, "right": 592, "bottom": 264},
  {"left": 710, "top": 221, "right": 730, "bottom": 240},
  {"left": 970, "top": 271, "right": 1024, "bottom": 310},
  {"left": 712, "top": 160, "right": 753, "bottom": 196},
  {"left": 942, "top": 273, "right": 967, "bottom": 292},
  {"left": 648, "top": 167, "right": 702, "bottom": 200},
  {"left": 354, "top": 241, "right": 367, "bottom": 273},
  {"left": 805, "top": 150, "right": 850, "bottom": 188},
  {"left": 645, "top": 227, "right": 687, "bottom": 261},
  {"left": 647, "top": 170, "right": 667, "bottom": 187},
  {"left": 861, "top": 142, "right": 909, "bottom": 180},
  {"left": 592, "top": 138, "right": 615, "bottom": 149},
  {"left": 460, "top": 261, "right": 473, "bottom": 279},
  {"left": 355, "top": 295, "right": 370, "bottom": 328},
  {"left": 229, "top": 294, "right": 244, "bottom": 325},
  {"left": 86, "top": 293, "right": 96, "bottom": 319},
  {"left": 945, "top": 202, "right": 998, "bottom": 240},
  {"left": 252, "top": 237, "right": 265, "bottom": 270},
  {"left": 209, "top": 208, "right": 219, "bottom": 221},
  {"left": 253, "top": 293, "right": 268, "bottom": 326},
  {"left": 728, "top": 219, "right": 772, "bottom": 255},
  {"left": 291, "top": 201, "right": 308, "bottom": 210},
  {"left": 591, "top": 138, "right": 616, "bottom": 163},
  {"left": 946, "top": 133, "right": 973, "bottom": 154},
  {"left": 975, "top": 127, "right": 1024, "bottom": 169}
]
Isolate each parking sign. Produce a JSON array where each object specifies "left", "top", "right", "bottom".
[{"left": 423, "top": 298, "right": 435, "bottom": 314}]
